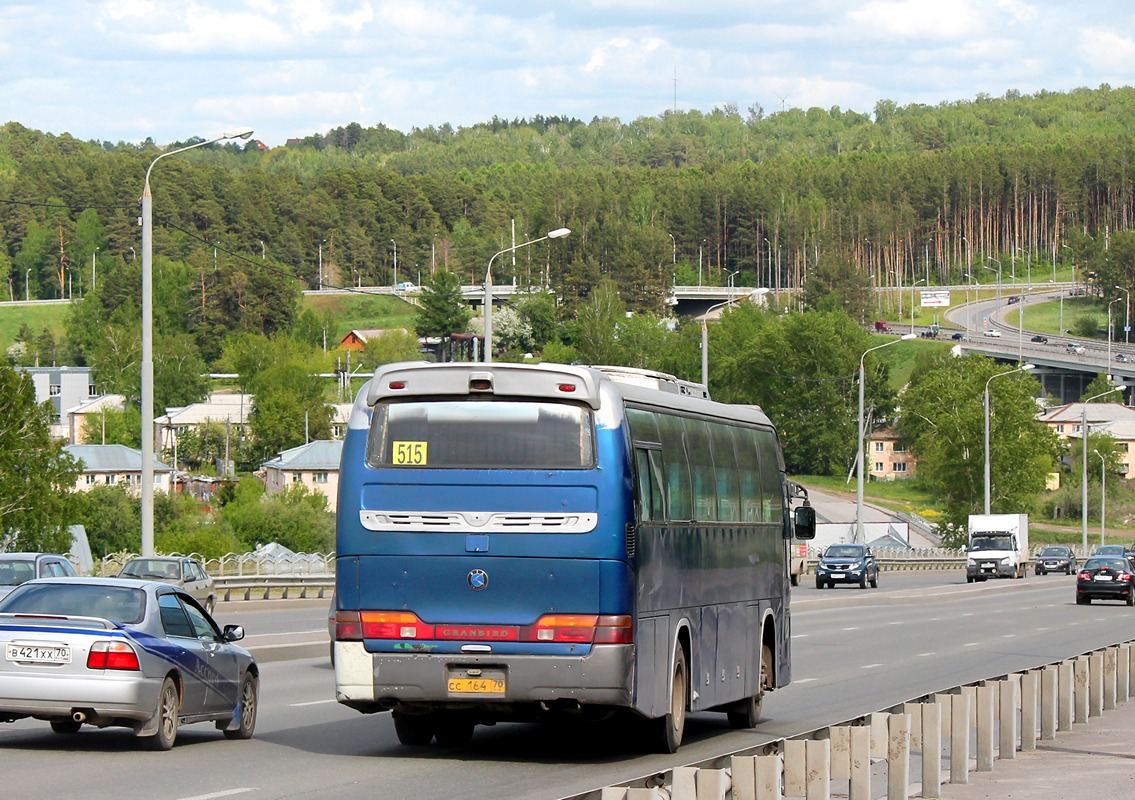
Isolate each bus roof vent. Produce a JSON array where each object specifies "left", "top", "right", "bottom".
[{"left": 590, "top": 366, "right": 710, "bottom": 399}]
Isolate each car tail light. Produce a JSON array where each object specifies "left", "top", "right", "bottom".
[
  {"left": 1077, "top": 571, "right": 1091, "bottom": 580},
  {"left": 1120, "top": 573, "right": 1133, "bottom": 582},
  {"left": 87, "top": 641, "right": 140, "bottom": 671}
]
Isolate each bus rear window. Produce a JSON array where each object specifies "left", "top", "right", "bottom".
[{"left": 366, "top": 400, "right": 594, "bottom": 469}]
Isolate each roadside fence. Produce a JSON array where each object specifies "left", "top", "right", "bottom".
[{"left": 581, "top": 639, "right": 1135, "bottom": 800}]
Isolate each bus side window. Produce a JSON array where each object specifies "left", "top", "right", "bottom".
[
  {"left": 634, "top": 448, "right": 666, "bottom": 522},
  {"left": 655, "top": 412, "right": 692, "bottom": 521},
  {"left": 733, "top": 427, "right": 763, "bottom": 522}
]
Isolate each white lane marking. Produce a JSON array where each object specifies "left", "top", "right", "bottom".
[
  {"left": 792, "top": 634, "right": 809, "bottom": 639},
  {"left": 861, "top": 663, "right": 883, "bottom": 669},
  {"left": 964, "top": 642, "right": 980, "bottom": 647},
  {"left": 842, "top": 627, "right": 860, "bottom": 631},
  {"left": 1003, "top": 634, "right": 1016, "bottom": 638},
  {"left": 290, "top": 699, "right": 338, "bottom": 707},
  {"left": 888, "top": 621, "right": 904, "bottom": 625},
  {"left": 178, "top": 790, "right": 257, "bottom": 800},
  {"left": 917, "top": 652, "right": 936, "bottom": 657},
  {"left": 794, "top": 678, "right": 818, "bottom": 683}
]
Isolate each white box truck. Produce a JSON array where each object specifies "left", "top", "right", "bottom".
[{"left": 966, "top": 513, "right": 1029, "bottom": 581}]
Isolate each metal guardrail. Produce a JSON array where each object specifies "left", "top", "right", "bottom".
[
  {"left": 581, "top": 639, "right": 1135, "bottom": 800},
  {"left": 215, "top": 575, "right": 334, "bottom": 602}
]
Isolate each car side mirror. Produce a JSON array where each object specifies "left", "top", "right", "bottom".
[{"left": 223, "top": 624, "right": 245, "bottom": 642}]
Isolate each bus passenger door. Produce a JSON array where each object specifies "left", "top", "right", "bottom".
[{"left": 632, "top": 447, "right": 670, "bottom": 717}]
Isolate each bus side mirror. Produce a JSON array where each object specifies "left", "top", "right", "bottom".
[{"left": 794, "top": 505, "right": 816, "bottom": 540}]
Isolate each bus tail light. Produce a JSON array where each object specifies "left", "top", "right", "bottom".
[
  {"left": 335, "top": 611, "right": 364, "bottom": 641},
  {"left": 86, "top": 641, "right": 140, "bottom": 671},
  {"left": 522, "top": 614, "right": 633, "bottom": 644},
  {"left": 360, "top": 611, "right": 435, "bottom": 640}
]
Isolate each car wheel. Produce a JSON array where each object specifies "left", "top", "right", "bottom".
[
  {"left": 869, "top": 571, "right": 878, "bottom": 589},
  {"left": 1127, "top": 591, "right": 1134, "bottom": 607},
  {"left": 50, "top": 719, "right": 82, "bottom": 735},
  {"left": 1037, "top": 568, "right": 1045, "bottom": 576},
  {"left": 223, "top": 672, "right": 259, "bottom": 740},
  {"left": 858, "top": 572, "right": 867, "bottom": 589},
  {"left": 205, "top": 596, "right": 216, "bottom": 615},
  {"left": 728, "top": 642, "right": 772, "bottom": 729},
  {"left": 392, "top": 712, "right": 435, "bottom": 746},
  {"left": 815, "top": 577, "right": 824, "bottom": 590},
  {"left": 144, "top": 677, "right": 180, "bottom": 751},
  {"left": 650, "top": 646, "right": 687, "bottom": 753}
]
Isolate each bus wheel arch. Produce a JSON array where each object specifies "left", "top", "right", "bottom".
[{"left": 650, "top": 626, "right": 690, "bottom": 753}]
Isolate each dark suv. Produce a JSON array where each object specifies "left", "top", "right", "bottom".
[
  {"left": 1034, "top": 545, "right": 1077, "bottom": 575},
  {"left": 815, "top": 543, "right": 879, "bottom": 589}
]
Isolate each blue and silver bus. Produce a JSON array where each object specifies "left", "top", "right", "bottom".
[{"left": 332, "top": 362, "right": 815, "bottom": 752}]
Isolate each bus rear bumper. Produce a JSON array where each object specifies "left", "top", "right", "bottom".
[{"left": 334, "top": 641, "right": 634, "bottom": 714}]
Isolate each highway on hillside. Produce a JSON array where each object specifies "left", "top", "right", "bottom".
[{"left": 2, "top": 571, "right": 1132, "bottom": 800}]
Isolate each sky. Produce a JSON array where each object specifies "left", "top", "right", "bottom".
[{"left": 3, "top": 1, "right": 1135, "bottom": 148}]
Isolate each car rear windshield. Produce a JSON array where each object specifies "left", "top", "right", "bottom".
[
  {"left": 119, "top": 559, "right": 182, "bottom": 580},
  {"left": 366, "top": 400, "right": 595, "bottom": 469},
  {"left": 0, "top": 559, "right": 35, "bottom": 586},
  {"left": 0, "top": 583, "right": 145, "bottom": 623},
  {"left": 1083, "top": 558, "right": 1127, "bottom": 572}
]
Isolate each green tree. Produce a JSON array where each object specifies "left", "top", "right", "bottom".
[
  {"left": 415, "top": 268, "right": 470, "bottom": 340},
  {"left": 81, "top": 406, "right": 141, "bottom": 448},
  {"left": 72, "top": 485, "right": 141, "bottom": 557},
  {"left": 248, "top": 363, "right": 333, "bottom": 461},
  {"left": 359, "top": 328, "right": 421, "bottom": 369},
  {"left": 1081, "top": 373, "right": 1123, "bottom": 403},
  {"left": 898, "top": 353, "right": 1059, "bottom": 544},
  {"left": 573, "top": 279, "right": 626, "bottom": 364},
  {"left": 0, "top": 365, "right": 81, "bottom": 550}
]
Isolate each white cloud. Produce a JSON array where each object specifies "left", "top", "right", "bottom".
[
  {"left": 1078, "top": 28, "right": 1135, "bottom": 74},
  {"left": 846, "top": 0, "right": 985, "bottom": 40}
]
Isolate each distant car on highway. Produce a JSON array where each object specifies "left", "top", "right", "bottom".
[
  {"left": 395, "top": 281, "right": 418, "bottom": 292},
  {"left": 0, "top": 553, "right": 77, "bottom": 601},
  {"left": 815, "top": 544, "right": 879, "bottom": 589},
  {"left": 0, "top": 577, "right": 258, "bottom": 749},
  {"left": 1117, "top": 353, "right": 1132, "bottom": 363},
  {"left": 1067, "top": 343, "right": 1086, "bottom": 355},
  {"left": 982, "top": 329, "right": 1002, "bottom": 337},
  {"left": 951, "top": 332, "right": 966, "bottom": 340},
  {"left": 1031, "top": 335, "right": 1048, "bottom": 343},
  {"left": 1076, "top": 556, "right": 1135, "bottom": 605},
  {"left": 1034, "top": 545, "right": 1077, "bottom": 575},
  {"left": 117, "top": 557, "right": 215, "bottom": 613}
]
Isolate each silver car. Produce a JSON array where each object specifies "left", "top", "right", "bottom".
[
  {"left": 0, "top": 553, "right": 78, "bottom": 601},
  {"left": 0, "top": 577, "right": 257, "bottom": 750},
  {"left": 117, "top": 556, "right": 216, "bottom": 613}
]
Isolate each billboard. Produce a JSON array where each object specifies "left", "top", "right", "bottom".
[{"left": 920, "top": 290, "right": 950, "bottom": 308}]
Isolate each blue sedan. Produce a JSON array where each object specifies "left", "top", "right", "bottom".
[{"left": 0, "top": 577, "right": 258, "bottom": 749}]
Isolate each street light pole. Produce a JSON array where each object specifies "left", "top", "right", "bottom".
[
  {"left": 910, "top": 278, "right": 924, "bottom": 334},
  {"left": 484, "top": 227, "right": 570, "bottom": 362},
  {"left": 1081, "top": 386, "right": 1119, "bottom": 550},
  {"left": 91, "top": 247, "right": 99, "bottom": 292},
  {"left": 984, "top": 363, "right": 1035, "bottom": 515},
  {"left": 700, "top": 289, "right": 771, "bottom": 386},
  {"left": 140, "top": 127, "right": 253, "bottom": 557},
  {"left": 1117, "top": 285, "right": 1131, "bottom": 345},
  {"left": 1094, "top": 449, "right": 1107, "bottom": 545},
  {"left": 1108, "top": 297, "right": 1121, "bottom": 367},
  {"left": 856, "top": 333, "right": 918, "bottom": 543},
  {"left": 985, "top": 257, "right": 1002, "bottom": 309},
  {"left": 25, "top": 268, "right": 31, "bottom": 302},
  {"left": 391, "top": 239, "right": 397, "bottom": 287},
  {"left": 318, "top": 239, "right": 325, "bottom": 290}
]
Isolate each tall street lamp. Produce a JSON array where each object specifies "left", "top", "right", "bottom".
[
  {"left": 25, "top": 268, "right": 31, "bottom": 302},
  {"left": 1108, "top": 296, "right": 1121, "bottom": 367},
  {"left": 91, "top": 246, "right": 100, "bottom": 292},
  {"left": 983, "top": 363, "right": 1035, "bottom": 515},
  {"left": 1082, "top": 384, "right": 1121, "bottom": 550},
  {"left": 700, "top": 289, "right": 771, "bottom": 386},
  {"left": 909, "top": 278, "right": 924, "bottom": 334},
  {"left": 985, "top": 257, "right": 1002, "bottom": 309},
  {"left": 318, "top": 239, "right": 326, "bottom": 290},
  {"left": 1117, "top": 285, "right": 1131, "bottom": 345},
  {"left": 141, "top": 127, "right": 253, "bottom": 557},
  {"left": 484, "top": 227, "right": 570, "bottom": 362},
  {"left": 855, "top": 333, "right": 917, "bottom": 543},
  {"left": 1094, "top": 449, "right": 1107, "bottom": 546},
  {"left": 391, "top": 239, "right": 398, "bottom": 287}
]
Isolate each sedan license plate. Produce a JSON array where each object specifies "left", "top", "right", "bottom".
[
  {"left": 1095, "top": 575, "right": 1114, "bottom": 581},
  {"left": 6, "top": 643, "right": 71, "bottom": 664},
  {"left": 829, "top": 572, "right": 846, "bottom": 578}
]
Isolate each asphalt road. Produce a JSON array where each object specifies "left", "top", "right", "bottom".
[{"left": 2, "top": 571, "right": 1132, "bottom": 800}]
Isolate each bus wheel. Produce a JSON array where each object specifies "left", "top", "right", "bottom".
[
  {"left": 651, "top": 647, "right": 687, "bottom": 753},
  {"left": 434, "top": 714, "right": 475, "bottom": 747},
  {"left": 728, "top": 643, "right": 771, "bottom": 729},
  {"left": 392, "top": 711, "right": 435, "bottom": 746}
]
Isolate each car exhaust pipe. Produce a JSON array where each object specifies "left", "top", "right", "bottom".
[{"left": 72, "top": 711, "right": 87, "bottom": 723}]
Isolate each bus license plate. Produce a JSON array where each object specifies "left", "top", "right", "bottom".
[
  {"left": 6, "top": 643, "right": 71, "bottom": 664},
  {"left": 448, "top": 677, "right": 506, "bottom": 694}
]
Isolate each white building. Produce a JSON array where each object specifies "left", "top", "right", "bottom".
[{"left": 261, "top": 440, "right": 344, "bottom": 512}]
